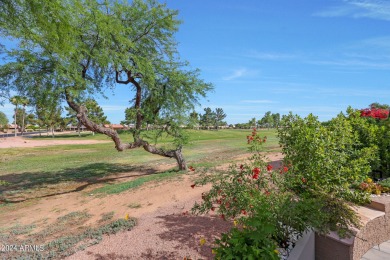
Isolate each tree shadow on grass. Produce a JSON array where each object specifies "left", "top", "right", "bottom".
[
  {"left": 27, "top": 133, "right": 96, "bottom": 139},
  {"left": 0, "top": 162, "right": 174, "bottom": 203}
]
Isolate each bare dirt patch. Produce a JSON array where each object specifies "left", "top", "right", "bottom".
[
  {"left": 0, "top": 136, "right": 111, "bottom": 149},
  {"left": 0, "top": 151, "right": 283, "bottom": 259}
]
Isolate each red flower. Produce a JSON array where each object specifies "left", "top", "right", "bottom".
[
  {"left": 217, "top": 199, "right": 222, "bottom": 204},
  {"left": 191, "top": 184, "right": 195, "bottom": 189},
  {"left": 189, "top": 166, "right": 195, "bottom": 171},
  {"left": 241, "top": 209, "right": 247, "bottom": 215},
  {"left": 239, "top": 164, "right": 244, "bottom": 170},
  {"left": 252, "top": 167, "right": 260, "bottom": 174},
  {"left": 283, "top": 166, "right": 288, "bottom": 173},
  {"left": 249, "top": 136, "right": 254, "bottom": 140},
  {"left": 267, "top": 164, "right": 273, "bottom": 171},
  {"left": 301, "top": 177, "right": 307, "bottom": 183},
  {"left": 252, "top": 173, "right": 259, "bottom": 179}
]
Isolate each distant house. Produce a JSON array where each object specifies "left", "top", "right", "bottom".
[
  {"left": 104, "top": 124, "right": 125, "bottom": 130},
  {"left": 67, "top": 124, "right": 86, "bottom": 131},
  {"left": 7, "top": 124, "right": 19, "bottom": 131}
]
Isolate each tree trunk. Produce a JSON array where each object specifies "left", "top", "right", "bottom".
[
  {"left": 14, "top": 105, "right": 17, "bottom": 137},
  {"left": 65, "top": 88, "right": 188, "bottom": 170},
  {"left": 174, "top": 149, "right": 187, "bottom": 170},
  {"left": 77, "top": 122, "right": 81, "bottom": 137},
  {"left": 21, "top": 105, "right": 25, "bottom": 136}
]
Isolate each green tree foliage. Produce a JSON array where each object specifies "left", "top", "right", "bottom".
[
  {"left": 121, "top": 107, "right": 137, "bottom": 126},
  {"left": 25, "top": 113, "right": 38, "bottom": 128},
  {"left": 258, "top": 111, "right": 274, "bottom": 129},
  {"left": 248, "top": 117, "right": 256, "bottom": 129},
  {"left": 9, "top": 95, "right": 23, "bottom": 136},
  {"left": 188, "top": 111, "right": 200, "bottom": 129},
  {"left": 369, "top": 102, "right": 389, "bottom": 109},
  {"left": 272, "top": 113, "right": 280, "bottom": 128},
  {"left": 35, "top": 92, "right": 63, "bottom": 137},
  {"left": 84, "top": 99, "right": 110, "bottom": 126},
  {"left": 214, "top": 108, "right": 226, "bottom": 130},
  {"left": 199, "top": 107, "right": 227, "bottom": 130},
  {"left": 0, "top": 0, "right": 212, "bottom": 169},
  {"left": 0, "top": 111, "right": 8, "bottom": 128},
  {"left": 13, "top": 108, "right": 23, "bottom": 125},
  {"left": 234, "top": 123, "right": 250, "bottom": 129},
  {"left": 200, "top": 107, "right": 215, "bottom": 130}
]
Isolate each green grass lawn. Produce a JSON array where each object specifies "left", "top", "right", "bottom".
[
  {"left": 0, "top": 129, "right": 280, "bottom": 258},
  {"left": 0, "top": 129, "right": 279, "bottom": 199}
]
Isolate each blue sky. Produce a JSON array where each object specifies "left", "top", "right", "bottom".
[{"left": 2, "top": 0, "right": 390, "bottom": 124}]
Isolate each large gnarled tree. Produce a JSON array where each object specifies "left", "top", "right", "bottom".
[{"left": 0, "top": 0, "right": 212, "bottom": 170}]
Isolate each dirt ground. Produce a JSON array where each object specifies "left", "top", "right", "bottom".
[
  {"left": 0, "top": 136, "right": 283, "bottom": 259},
  {"left": 0, "top": 135, "right": 111, "bottom": 148}
]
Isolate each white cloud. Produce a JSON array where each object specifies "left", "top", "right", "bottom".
[
  {"left": 241, "top": 100, "right": 276, "bottom": 104},
  {"left": 304, "top": 36, "right": 390, "bottom": 70},
  {"left": 246, "top": 51, "right": 297, "bottom": 60},
  {"left": 314, "top": 4, "right": 357, "bottom": 17},
  {"left": 278, "top": 106, "right": 343, "bottom": 113},
  {"left": 307, "top": 59, "right": 390, "bottom": 69},
  {"left": 222, "top": 68, "right": 248, "bottom": 81},
  {"left": 314, "top": 0, "right": 390, "bottom": 21}
]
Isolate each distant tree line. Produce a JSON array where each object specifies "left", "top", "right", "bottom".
[
  {"left": 5, "top": 95, "right": 109, "bottom": 137},
  {"left": 186, "top": 107, "right": 227, "bottom": 130},
  {"left": 234, "top": 111, "right": 281, "bottom": 129}
]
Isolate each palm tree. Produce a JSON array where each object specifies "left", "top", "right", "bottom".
[
  {"left": 20, "top": 97, "right": 29, "bottom": 135},
  {"left": 10, "top": 95, "right": 22, "bottom": 137}
]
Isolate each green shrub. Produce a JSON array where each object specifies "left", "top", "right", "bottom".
[
  {"left": 278, "top": 112, "right": 374, "bottom": 235},
  {"left": 193, "top": 112, "right": 373, "bottom": 258},
  {"left": 346, "top": 107, "right": 390, "bottom": 178}
]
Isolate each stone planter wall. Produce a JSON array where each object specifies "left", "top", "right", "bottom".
[{"left": 315, "top": 196, "right": 390, "bottom": 260}]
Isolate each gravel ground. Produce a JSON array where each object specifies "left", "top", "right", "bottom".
[{"left": 66, "top": 195, "right": 232, "bottom": 260}]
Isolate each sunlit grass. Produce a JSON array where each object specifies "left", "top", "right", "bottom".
[{"left": 0, "top": 129, "right": 279, "bottom": 199}]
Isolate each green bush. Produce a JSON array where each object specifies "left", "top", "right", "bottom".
[
  {"left": 379, "top": 178, "right": 390, "bottom": 189},
  {"left": 213, "top": 202, "right": 279, "bottom": 260},
  {"left": 193, "top": 112, "right": 374, "bottom": 258},
  {"left": 345, "top": 107, "right": 390, "bottom": 178},
  {"left": 278, "top": 112, "right": 373, "bottom": 235}
]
